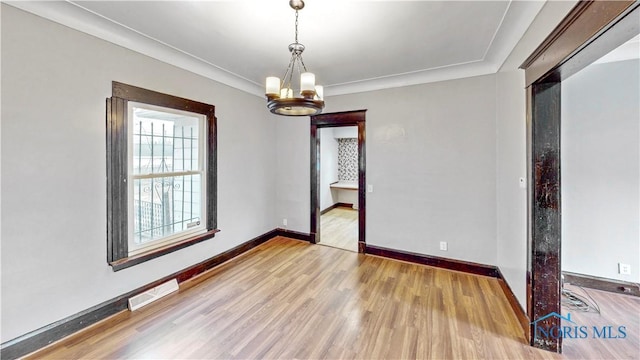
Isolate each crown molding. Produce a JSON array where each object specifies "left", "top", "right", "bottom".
[
  {"left": 321, "top": 0, "right": 545, "bottom": 97},
  {"left": 324, "top": 61, "right": 496, "bottom": 96},
  {"left": 5, "top": 1, "right": 264, "bottom": 98},
  {"left": 6, "top": 0, "right": 544, "bottom": 98}
]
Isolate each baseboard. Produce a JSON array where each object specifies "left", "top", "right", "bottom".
[
  {"left": 563, "top": 271, "right": 640, "bottom": 297},
  {"left": 320, "top": 202, "right": 354, "bottom": 215},
  {"left": 496, "top": 269, "right": 530, "bottom": 340},
  {"left": 276, "top": 228, "right": 313, "bottom": 242},
  {"left": 0, "top": 229, "right": 280, "bottom": 360},
  {"left": 365, "top": 244, "right": 500, "bottom": 278},
  {"left": 320, "top": 203, "right": 339, "bottom": 215},
  {"left": 365, "top": 244, "right": 530, "bottom": 340}
]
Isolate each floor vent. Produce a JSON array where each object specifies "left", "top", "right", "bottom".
[{"left": 128, "top": 279, "right": 179, "bottom": 311}]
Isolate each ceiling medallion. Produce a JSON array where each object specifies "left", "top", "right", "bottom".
[{"left": 265, "top": 0, "right": 324, "bottom": 116}]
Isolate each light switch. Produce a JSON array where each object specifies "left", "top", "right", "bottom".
[{"left": 367, "top": 184, "right": 373, "bottom": 193}]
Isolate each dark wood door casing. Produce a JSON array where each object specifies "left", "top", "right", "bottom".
[{"left": 310, "top": 110, "right": 367, "bottom": 252}]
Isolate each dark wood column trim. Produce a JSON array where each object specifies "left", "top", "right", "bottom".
[
  {"left": 521, "top": 1, "right": 637, "bottom": 85},
  {"left": 528, "top": 81, "right": 562, "bottom": 352},
  {"left": 310, "top": 110, "right": 367, "bottom": 252},
  {"left": 357, "top": 120, "right": 366, "bottom": 253},
  {"left": 310, "top": 124, "right": 320, "bottom": 244},
  {"left": 520, "top": 0, "right": 640, "bottom": 353}
]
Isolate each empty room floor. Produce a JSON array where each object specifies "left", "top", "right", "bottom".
[
  {"left": 561, "top": 284, "right": 640, "bottom": 359},
  {"left": 320, "top": 206, "right": 358, "bottom": 252},
  {"left": 27, "top": 237, "right": 575, "bottom": 360}
]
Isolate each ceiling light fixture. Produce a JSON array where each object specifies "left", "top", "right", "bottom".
[{"left": 265, "top": 0, "right": 324, "bottom": 116}]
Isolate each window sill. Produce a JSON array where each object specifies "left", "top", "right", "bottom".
[{"left": 109, "top": 229, "right": 220, "bottom": 272}]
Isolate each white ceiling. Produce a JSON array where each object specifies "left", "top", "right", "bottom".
[{"left": 7, "top": 0, "right": 547, "bottom": 97}]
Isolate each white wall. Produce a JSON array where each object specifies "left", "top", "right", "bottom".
[
  {"left": 320, "top": 128, "right": 338, "bottom": 211},
  {"left": 1, "top": 5, "right": 276, "bottom": 342},
  {"left": 496, "top": 70, "right": 528, "bottom": 308},
  {"left": 333, "top": 126, "right": 358, "bottom": 139},
  {"left": 278, "top": 76, "right": 499, "bottom": 265},
  {"left": 561, "top": 60, "right": 640, "bottom": 283},
  {"left": 495, "top": 0, "right": 580, "bottom": 308},
  {"left": 275, "top": 117, "right": 310, "bottom": 231}
]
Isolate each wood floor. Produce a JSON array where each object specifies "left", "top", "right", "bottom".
[
  {"left": 30, "top": 237, "right": 574, "bottom": 359},
  {"left": 320, "top": 207, "right": 358, "bottom": 252},
  {"left": 562, "top": 284, "right": 640, "bottom": 359}
]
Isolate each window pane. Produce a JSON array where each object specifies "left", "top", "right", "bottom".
[
  {"left": 133, "top": 174, "right": 203, "bottom": 245},
  {"left": 132, "top": 107, "right": 200, "bottom": 175}
]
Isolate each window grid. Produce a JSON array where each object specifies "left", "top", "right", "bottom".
[
  {"left": 107, "top": 81, "right": 217, "bottom": 270},
  {"left": 131, "top": 115, "right": 203, "bottom": 248}
]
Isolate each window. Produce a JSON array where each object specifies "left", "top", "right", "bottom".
[{"left": 107, "top": 82, "right": 217, "bottom": 271}]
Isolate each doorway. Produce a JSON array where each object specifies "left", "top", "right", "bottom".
[
  {"left": 521, "top": 1, "right": 639, "bottom": 353},
  {"left": 310, "top": 110, "right": 366, "bottom": 253}
]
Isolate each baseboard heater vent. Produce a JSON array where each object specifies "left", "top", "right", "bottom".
[{"left": 128, "top": 279, "right": 179, "bottom": 311}]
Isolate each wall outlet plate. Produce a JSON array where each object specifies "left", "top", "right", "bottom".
[
  {"left": 439, "top": 241, "right": 448, "bottom": 251},
  {"left": 619, "top": 263, "right": 631, "bottom": 275}
]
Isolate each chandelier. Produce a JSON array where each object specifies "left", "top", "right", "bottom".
[{"left": 265, "top": 0, "right": 325, "bottom": 116}]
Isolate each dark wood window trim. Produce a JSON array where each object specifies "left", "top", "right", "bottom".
[
  {"left": 520, "top": 1, "right": 639, "bottom": 353},
  {"left": 106, "top": 82, "right": 218, "bottom": 271},
  {"left": 310, "top": 110, "right": 367, "bottom": 252}
]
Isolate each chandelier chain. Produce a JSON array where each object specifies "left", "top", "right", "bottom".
[{"left": 294, "top": 10, "right": 299, "bottom": 44}]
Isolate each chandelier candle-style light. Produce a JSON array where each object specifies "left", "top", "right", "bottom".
[{"left": 265, "top": 0, "right": 325, "bottom": 116}]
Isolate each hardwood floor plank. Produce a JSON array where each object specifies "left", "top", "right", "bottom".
[
  {"left": 320, "top": 207, "right": 358, "bottom": 252},
  {"left": 561, "top": 284, "right": 640, "bottom": 360},
  {"left": 26, "top": 237, "right": 626, "bottom": 359}
]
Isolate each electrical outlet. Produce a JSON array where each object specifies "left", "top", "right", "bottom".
[
  {"left": 619, "top": 263, "right": 631, "bottom": 275},
  {"left": 439, "top": 241, "right": 448, "bottom": 251},
  {"left": 283, "top": 218, "right": 288, "bottom": 226}
]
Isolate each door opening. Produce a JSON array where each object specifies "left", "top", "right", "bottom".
[
  {"left": 310, "top": 110, "right": 366, "bottom": 253},
  {"left": 521, "top": 1, "right": 639, "bottom": 353}
]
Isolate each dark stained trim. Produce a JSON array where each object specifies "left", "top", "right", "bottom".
[
  {"left": 550, "top": 3, "right": 640, "bottom": 84},
  {"left": 106, "top": 96, "right": 128, "bottom": 263},
  {"left": 357, "top": 120, "right": 366, "bottom": 250},
  {"left": 310, "top": 110, "right": 367, "bottom": 252},
  {"left": 310, "top": 124, "right": 320, "bottom": 244},
  {"left": 529, "top": 81, "right": 562, "bottom": 352},
  {"left": 497, "top": 269, "right": 530, "bottom": 341},
  {"left": 0, "top": 229, "right": 280, "bottom": 360},
  {"left": 563, "top": 271, "right": 640, "bottom": 297},
  {"left": 365, "top": 244, "right": 500, "bottom": 278},
  {"left": 106, "top": 82, "right": 218, "bottom": 269},
  {"left": 320, "top": 202, "right": 353, "bottom": 215},
  {"left": 520, "top": 1, "right": 637, "bottom": 85},
  {"left": 207, "top": 113, "right": 218, "bottom": 231},
  {"left": 110, "top": 229, "right": 221, "bottom": 271},
  {"left": 112, "top": 81, "right": 216, "bottom": 115},
  {"left": 521, "top": 1, "right": 640, "bottom": 353},
  {"left": 368, "top": 245, "right": 529, "bottom": 337},
  {"left": 275, "top": 228, "right": 313, "bottom": 242},
  {"left": 320, "top": 203, "right": 338, "bottom": 215},
  {"left": 311, "top": 109, "right": 367, "bottom": 127}
]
